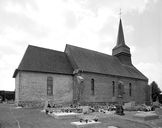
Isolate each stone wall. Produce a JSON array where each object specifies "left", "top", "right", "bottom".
[
  {"left": 76, "top": 72, "right": 148, "bottom": 104},
  {"left": 15, "top": 71, "right": 149, "bottom": 107},
  {"left": 15, "top": 73, "right": 20, "bottom": 104},
  {"left": 15, "top": 71, "right": 73, "bottom": 107},
  {"left": 134, "top": 80, "right": 148, "bottom": 104}
]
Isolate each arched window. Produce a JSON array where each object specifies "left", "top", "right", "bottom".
[
  {"left": 91, "top": 79, "right": 95, "bottom": 95},
  {"left": 112, "top": 81, "right": 115, "bottom": 96},
  {"left": 47, "top": 77, "right": 53, "bottom": 96},
  {"left": 129, "top": 83, "right": 132, "bottom": 96}
]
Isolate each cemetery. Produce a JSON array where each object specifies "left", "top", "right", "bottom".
[
  {"left": 0, "top": 102, "right": 162, "bottom": 128},
  {"left": 11, "top": 79, "right": 162, "bottom": 128},
  {"left": 41, "top": 82, "right": 160, "bottom": 128},
  {"left": 40, "top": 99, "right": 162, "bottom": 128}
]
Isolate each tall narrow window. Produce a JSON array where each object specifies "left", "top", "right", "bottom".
[
  {"left": 47, "top": 77, "right": 53, "bottom": 96},
  {"left": 112, "top": 81, "right": 115, "bottom": 96},
  {"left": 129, "top": 83, "right": 132, "bottom": 96},
  {"left": 91, "top": 79, "right": 95, "bottom": 95}
]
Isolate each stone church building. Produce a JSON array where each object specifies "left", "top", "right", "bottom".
[{"left": 13, "top": 19, "right": 149, "bottom": 107}]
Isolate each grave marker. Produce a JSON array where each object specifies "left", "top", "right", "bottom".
[
  {"left": 134, "top": 111, "right": 159, "bottom": 121},
  {"left": 71, "top": 120, "right": 101, "bottom": 128}
]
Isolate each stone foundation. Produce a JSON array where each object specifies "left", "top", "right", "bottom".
[
  {"left": 18, "top": 101, "right": 45, "bottom": 108},
  {"left": 80, "top": 102, "right": 117, "bottom": 106},
  {"left": 17, "top": 100, "right": 73, "bottom": 108}
]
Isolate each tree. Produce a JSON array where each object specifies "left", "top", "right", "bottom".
[{"left": 150, "top": 81, "right": 161, "bottom": 102}]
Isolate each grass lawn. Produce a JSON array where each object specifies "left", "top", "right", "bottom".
[{"left": 0, "top": 103, "right": 160, "bottom": 128}]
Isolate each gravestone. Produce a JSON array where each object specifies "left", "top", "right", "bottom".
[
  {"left": 155, "top": 108, "right": 162, "bottom": 115},
  {"left": 44, "top": 100, "right": 49, "bottom": 110},
  {"left": 134, "top": 111, "right": 159, "bottom": 121},
  {"left": 115, "top": 81, "right": 125, "bottom": 115},
  {"left": 50, "top": 112, "right": 82, "bottom": 119},
  {"left": 115, "top": 104, "right": 124, "bottom": 115},
  {"left": 71, "top": 120, "right": 101, "bottom": 128},
  {"left": 81, "top": 106, "right": 90, "bottom": 114},
  {"left": 123, "top": 101, "right": 135, "bottom": 109},
  {"left": 107, "top": 126, "right": 119, "bottom": 128}
]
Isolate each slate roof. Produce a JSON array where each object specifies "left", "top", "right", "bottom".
[
  {"left": 116, "top": 19, "right": 126, "bottom": 47},
  {"left": 13, "top": 45, "right": 73, "bottom": 77},
  {"left": 13, "top": 44, "right": 148, "bottom": 81},
  {"left": 65, "top": 44, "right": 148, "bottom": 81}
]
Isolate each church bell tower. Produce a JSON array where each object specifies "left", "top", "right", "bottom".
[{"left": 112, "top": 19, "right": 132, "bottom": 65}]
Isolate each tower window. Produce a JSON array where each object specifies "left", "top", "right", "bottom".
[
  {"left": 91, "top": 79, "right": 95, "bottom": 95},
  {"left": 129, "top": 83, "right": 132, "bottom": 96},
  {"left": 47, "top": 77, "right": 53, "bottom": 96},
  {"left": 112, "top": 81, "right": 115, "bottom": 96}
]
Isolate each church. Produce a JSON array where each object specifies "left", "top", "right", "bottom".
[{"left": 13, "top": 19, "right": 149, "bottom": 107}]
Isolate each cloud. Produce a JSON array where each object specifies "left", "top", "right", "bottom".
[
  {"left": 0, "top": 54, "right": 21, "bottom": 91},
  {"left": 77, "top": 0, "right": 150, "bottom": 14},
  {"left": 0, "top": 0, "right": 160, "bottom": 91},
  {"left": 64, "top": 10, "right": 77, "bottom": 29}
]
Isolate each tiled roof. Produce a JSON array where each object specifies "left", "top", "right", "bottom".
[
  {"left": 65, "top": 44, "right": 148, "bottom": 80},
  {"left": 13, "top": 45, "right": 73, "bottom": 77},
  {"left": 13, "top": 44, "right": 148, "bottom": 81}
]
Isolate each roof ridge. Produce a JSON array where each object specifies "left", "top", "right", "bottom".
[
  {"left": 28, "top": 45, "right": 64, "bottom": 54},
  {"left": 66, "top": 44, "right": 112, "bottom": 58}
]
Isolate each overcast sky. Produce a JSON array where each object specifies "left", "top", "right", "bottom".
[{"left": 0, "top": 0, "right": 161, "bottom": 91}]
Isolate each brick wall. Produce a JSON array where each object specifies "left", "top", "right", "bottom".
[
  {"left": 15, "top": 71, "right": 73, "bottom": 107},
  {"left": 15, "top": 71, "right": 148, "bottom": 107},
  {"left": 134, "top": 80, "right": 148, "bottom": 104},
  {"left": 76, "top": 72, "right": 148, "bottom": 104}
]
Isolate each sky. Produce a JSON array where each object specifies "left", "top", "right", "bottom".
[{"left": 0, "top": 0, "right": 162, "bottom": 91}]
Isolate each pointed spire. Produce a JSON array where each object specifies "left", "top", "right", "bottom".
[
  {"left": 112, "top": 18, "right": 131, "bottom": 57},
  {"left": 112, "top": 18, "right": 132, "bottom": 65},
  {"left": 116, "top": 18, "right": 125, "bottom": 47}
]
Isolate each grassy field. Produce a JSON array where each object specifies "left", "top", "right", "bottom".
[{"left": 0, "top": 103, "right": 160, "bottom": 128}]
